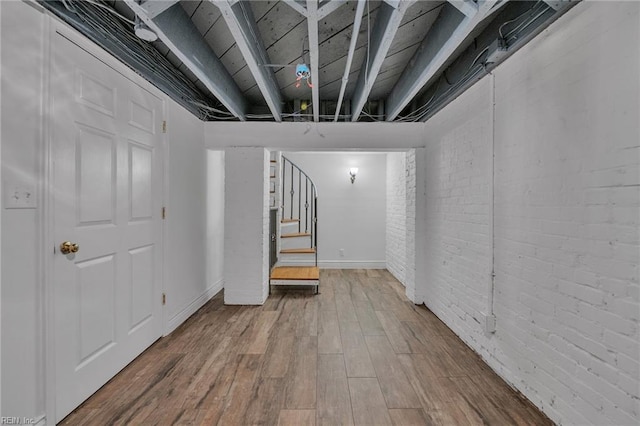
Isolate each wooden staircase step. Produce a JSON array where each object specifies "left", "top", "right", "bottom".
[
  {"left": 270, "top": 266, "right": 319, "bottom": 281},
  {"left": 281, "top": 218, "right": 299, "bottom": 223},
  {"left": 281, "top": 232, "right": 311, "bottom": 238},
  {"left": 280, "top": 248, "right": 316, "bottom": 254}
]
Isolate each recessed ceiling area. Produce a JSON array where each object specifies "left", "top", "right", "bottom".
[{"left": 41, "top": 0, "right": 579, "bottom": 122}]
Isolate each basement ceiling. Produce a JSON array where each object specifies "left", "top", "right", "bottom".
[{"left": 40, "top": 0, "right": 579, "bottom": 122}]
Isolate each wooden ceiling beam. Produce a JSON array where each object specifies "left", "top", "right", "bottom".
[
  {"left": 124, "top": 0, "right": 248, "bottom": 119},
  {"left": 306, "top": 0, "right": 321, "bottom": 122},
  {"left": 385, "top": 0, "right": 508, "bottom": 121},
  {"left": 350, "top": 0, "right": 417, "bottom": 121},
  {"left": 213, "top": 0, "right": 283, "bottom": 121}
]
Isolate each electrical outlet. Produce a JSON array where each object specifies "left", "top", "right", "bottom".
[
  {"left": 483, "top": 314, "right": 496, "bottom": 334},
  {"left": 339, "top": 248, "right": 345, "bottom": 257}
]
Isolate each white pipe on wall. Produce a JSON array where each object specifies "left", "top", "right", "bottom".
[{"left": 485, "top": 72, "right": 496, "bottom": 334}]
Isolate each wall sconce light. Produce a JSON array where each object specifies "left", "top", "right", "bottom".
[{"left": 349, "top": 167, "right": 358, "bottom": 184}]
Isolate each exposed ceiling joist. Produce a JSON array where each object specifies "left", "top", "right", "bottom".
[
  {"left": 139, "top": 0, "right": 180, "bottom": 19},
  {"left": 307, "top": 0, "right": 321, "bottom": 122},
  {"left": 213, "top": 0, "right": 283, "bottom": 121},
  {"left": 385, "top": 0, "right": 508, "bottom": 121},
  {"left": 447, "top": 0, "right": 479, "bottom": 17},
  {"left": 542, "top": 0, "right": 571, "bottom": 10},
  {"left": 334, "top": 0, "right": 367, "bottom": 121},
  {"left": 350, "top": 0, "right": 416, "bottom": 121},
  {"left": 283, "top": 0, "right": 308, "bottom": 17},
  {"left": 416, "top": 0, "right": 578, "bottom": 122},
  {"left": 383, "top": 0, "right": 402, "bottom": 8},
  {"left": 124, "top": 1, "right": 248, "bottom": 120},
  {"left": 317, "top": 0, "right": 349, "bottom": 20}
]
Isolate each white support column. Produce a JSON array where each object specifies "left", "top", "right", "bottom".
[
  {"left": 413, "top": 147, "right": 427, "bottom": 305},
  {"left": 404, "top": 147, "right": 426, "bottom": 304},
  {"left": 306, "top": 0, "right": 320, "bottom": 122},
  {"left": 224, "top": 147, "right": 270, "bottom": 304}
]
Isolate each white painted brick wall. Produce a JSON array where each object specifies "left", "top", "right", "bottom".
[
  {"left": 405, "top": 149, "right": 418, "bottom": 302},
  {"left": 386, "top": 152, "right": 407, "bottom": 283},
  {"left": 423, "top": 76, "right": 493, "bottom": 337},
  {"left": 418, "top": 2, "right": 639, "bottom": 425}
]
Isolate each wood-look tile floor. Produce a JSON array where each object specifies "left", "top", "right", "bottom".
[{"left": 61, "top": 269, "right": 552, "bottom": 426}]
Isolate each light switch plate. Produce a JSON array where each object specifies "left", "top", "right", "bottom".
[{"left": 5, "top": 185, "right": 37, "bottom": 209}]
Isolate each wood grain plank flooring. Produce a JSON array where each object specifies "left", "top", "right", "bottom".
[
  {"left": 365, "top": 335, "right": 422, "bottom": 409},
  {"left": 376, "top": 310, "right": 428, "bottom": 354},
  {"left": 340, "top": 320, "right": 376, "bottom": 378},
  {"left": 243, "top": 377, "right": 285, "bottom": 425},
  {"left": 60, "top": 269, "right": 552, "bottom": 426},
  {"left": 241, "top": 311, "right": 279, "bottom": 354},
  {"left": 353, "top": 301, "right": 386, "bottom": 336},
  {"left": 278, "top": 409, "right": 316, "bottom": 426},
  {"left": 318, "top": 309, "right": 343, "bottom": 354},
  {"left": 216, "top": 354, "right": 263, "bottom": 425},
  {"left": 317, "top": 354, "right": 354, "bottom": 426},
  {"left": 388, "top": 408, "right": 430, "bottom": 425},
  {"left": 261, "top": 328, "right": 295, "bottom": 378},
  {"left": 348, "top": 378, "right": 393, "bottom": 425},
  {"left": 284, "top": 336, "right": 318, "bottom": 409}
]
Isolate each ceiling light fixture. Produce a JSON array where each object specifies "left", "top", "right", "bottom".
[{"left": 134, "top": 16, "right": 158, "bottom": 42}]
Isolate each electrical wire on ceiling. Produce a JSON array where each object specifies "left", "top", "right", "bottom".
[
  {"left": 394, "top": 0, "right": 553, "bottom": 122},
  {"left": 395, "top": 61, "right": 485, "bottom": 122},
  {"left": 359, "top": 0, "right": 448, "bottom": 122},
  {"left": 499, "top": 1, "right": 544, "bottom": 40},
  {"left": 55, "top": 0, "right": 233, "bottom": 120},
  {"left": 365, "top": 0, "right": 370, "bottom": 88},
  {"left": 360, "top": 110, "right": 385, "bottom": 121},
  {"left": 503, "top": 2, "right": 548, "bottom": 44}
]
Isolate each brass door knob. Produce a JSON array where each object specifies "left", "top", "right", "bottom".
[{"left": 60, "top": 241, "right": 79, "bottom": 255}]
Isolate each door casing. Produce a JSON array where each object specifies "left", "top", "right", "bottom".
[{"left": 42, "top": 15, "right": 169, "bottom": 423}]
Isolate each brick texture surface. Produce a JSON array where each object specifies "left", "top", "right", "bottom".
[
  {"left": 417, "top": 2, "right": 639, "bottom": 425},
  {"left": 386, "top": 152, "right": 407, "bottom": 284}
]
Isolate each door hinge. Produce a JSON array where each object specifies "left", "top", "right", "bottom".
[
  {"left": 162, "top": 207, "right": 166, "bottom": 219},
  {"left": 162, "top": 121, "right": 167, "bottom": 133},
  {"left": 162, "top": 293, "right": 166, "bottom": 305}
]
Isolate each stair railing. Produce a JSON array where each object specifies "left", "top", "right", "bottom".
[{"left": 281, "top": 155, "right": 318, "bottom": 267}]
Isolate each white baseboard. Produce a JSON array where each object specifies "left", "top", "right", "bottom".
[
  {"left": 405, "top": 286, "right": 417, "bottom": 304},
  {"left": 276, "top": 260, "right": 386, "bottom": 269},
  {"left": 164, "top": 279, "right": 223, "bottom": 336}
]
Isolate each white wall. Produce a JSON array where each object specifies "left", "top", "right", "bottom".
[
  {"left": 205, "top": 122, "right": 426, "bottom": 150},
  {"left": 0, "top": 2, "right": 217, "bottom": 419},
  {"left": 386, "top": 152, "right": 407, "bottom": 282},
  {"left": 164, "top": 101, "right": 220, "bottom": 334},
  {"left": 284, "top": 152, "right": 387, "bottom": 268},
  {"left": 207, "top": 150, "right": 225, "bottom": 295},
  {"left": 0, "top": 1, "right": 3, "bottom": 414},
  {"left": 1, "top": 1, "right": 45, "bottom": 419},
  {"left": 223, "top": 147, "right": 270, "bottom": 304},
  {"left": 418, "top": 2, "right": 639, "bottom": 425}
]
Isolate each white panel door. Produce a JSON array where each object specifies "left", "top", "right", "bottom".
[{"left": 51, "top": 33, "right": 164, "bottom": 422}]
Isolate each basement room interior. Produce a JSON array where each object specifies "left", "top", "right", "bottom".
[{"left": 0, "top": 0, "right": 638, "bottom": 425}]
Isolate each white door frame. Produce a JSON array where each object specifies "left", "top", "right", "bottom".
[{"left": 42, "top": 14, "right": 168, "bottom": 423}]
